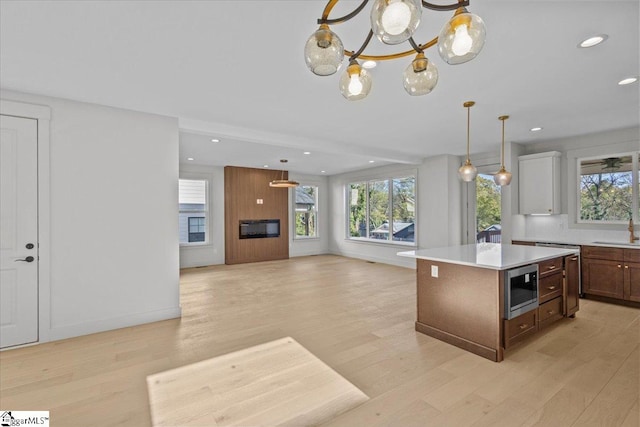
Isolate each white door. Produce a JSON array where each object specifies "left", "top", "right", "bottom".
[{"left": 1, "top": 115, "right": 38, "bottom": 348}]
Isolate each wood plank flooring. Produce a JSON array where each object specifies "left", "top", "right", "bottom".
[
  {"left": 147, "top": 337, "right": 368, "bottom": 426},
  {"left": 1, "top": 255, "right": 638, "bottom": 426}
]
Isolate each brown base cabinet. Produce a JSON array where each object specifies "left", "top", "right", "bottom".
[
  {"left": 583, "top": 246, "right": 639, "bottom": 302},
  {"left": 503, "top": 255, "right": 579, "bottom": 349},
  {"left": 564, "top": 255, "right": 580, "bottom": 316}
]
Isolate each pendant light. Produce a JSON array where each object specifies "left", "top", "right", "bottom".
[
  {"left": 458, "top": 101, "right": 478, "bottom": 182},
  {"left": 269, "top": 159, "right": 299, "bottom": 188},
  {"left": 494, "top": 115, "right": 512, "bottom": 186}
]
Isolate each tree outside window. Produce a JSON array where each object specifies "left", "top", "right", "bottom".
[
  {"left": 347, "top": 176, "right": 416, "bottom": 243},
  {"left": 580, "top": 156, "right": 633, "bottom": 222}
]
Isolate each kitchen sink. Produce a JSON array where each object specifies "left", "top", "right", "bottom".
[{"left": 592, "top": 241, "right": 640, "bottom": 247}]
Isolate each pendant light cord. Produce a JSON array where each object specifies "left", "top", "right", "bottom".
[
  {"left": 466, "top": 105, "right": 471, "bottom": 161},
  {"left": 501, "top": 118, "right": 505, "bottom": 167}
]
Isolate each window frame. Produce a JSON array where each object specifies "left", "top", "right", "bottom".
[
  {"left": 575, "top": 151, "right": 639, "bottom": 226},
  {"left": 179, "top": 178, "right": 210, "bottom": 247},
  {"left": 293, "top": 184, "right": 319, "bottom": 240},
  {"left": 345, "top": 174, "right": 417, "bottom": 247}
]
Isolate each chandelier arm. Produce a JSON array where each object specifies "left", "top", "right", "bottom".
[
  {"left": 421, "top": 0, "right": 469, "bottom": 11},
  {"left": 344, "top": 36, "right": 438, "bottom": 61},
  {"left": 318, "top": 0, "right": 370, "bottom": 25},
  {"left": 408, "top": 37, "right": 424, "bottom": 54},
  {"left": 350, "top": 30, "right": 375, "bottom": 60}
]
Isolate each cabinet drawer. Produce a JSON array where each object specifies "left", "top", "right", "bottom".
[
  {"left": 539, "top": 257, "right": 563, "bottom": 277},
  {"left": 539, "top": 272, "right": 563, "bottom": 303},
  {"left": 538, "top": 297, "right": 563, "bottom": 328},
  {"left": 583, "top": 246, "right": 624, "bottom": 261},
  {"left": 504, "top": 310, "right": 537, "bottom": 349},
  {"left": 624, "top": 249, "right": 640, "bottom": 263}
]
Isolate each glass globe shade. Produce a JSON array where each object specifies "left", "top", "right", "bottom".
[
  {"left": 403, "top": 55, "right": 438, "bottom": 96},
  {"left": 437, "top": 10, "right": 486, "bottom": 65},
  {"left": 304, "top": 26, "right": 345, "bottom": 76},
  {"left": 339, "top": 65, "right": 372, "bottom": 101},
  {"left": 458, "top": 160, "right": 478, "bottom": 182},
  {"left": 371, "top": 0, "right": 422, "bottom": 45},
  {"left": 493, "top": 167, "right": 512, "bottom": 186}
]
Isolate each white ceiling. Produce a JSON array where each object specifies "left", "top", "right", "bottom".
[{"left": 1, "top": 1, "right": 638, "bottom": 175}]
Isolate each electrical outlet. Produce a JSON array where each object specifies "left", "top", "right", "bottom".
[{"left": 431, "top": 265, "right": 438, "bottom": 278}]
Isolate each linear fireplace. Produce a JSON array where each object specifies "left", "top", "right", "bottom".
[{"left": 239, "top": 219, "right": 280, "bottom": 239}]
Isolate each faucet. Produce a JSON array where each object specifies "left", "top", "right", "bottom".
[{"left": 630, "top": 219, "right": 639, "bottom": 243}]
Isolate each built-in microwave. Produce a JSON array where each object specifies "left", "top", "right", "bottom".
[{"left": 504, "top": 264, "right": 539, "bottom": 319}]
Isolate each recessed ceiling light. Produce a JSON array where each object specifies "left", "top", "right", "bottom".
[
  {"left": 578, "top": 34, "right": 608, "bottom": 48},
  {"left": 321, "top": 170, "right": 326, "bottom": 173},
  {"left": 530, "top": 127, "right": 543, "bottom": 132},
  {"left": 187, "top": 157, "right": 194, "bottom": 161},
  {"left": 362, "top": 60, "right": 377, "bottom": 69},
  {"left": 303, "top": 151, "right": 311, "bottom": 155},
  {"left": 369, "top": 160, "right": 375, "bottom": 163},
  {"left": 618, "top": 77, "right": 638, "bottom": 85},
  {"left": 211, "top": 138, "right": 220, "bottom": 143}
]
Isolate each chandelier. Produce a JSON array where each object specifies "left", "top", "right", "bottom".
[
  {"left": 269, "top": 159, "right": 300, "bottom": 188},
  {"left": 304, "top": 0, "right": 486, "bottom": 100}
]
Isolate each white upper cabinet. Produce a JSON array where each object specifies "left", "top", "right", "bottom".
[{"left": 519, "top": 151, "right": 561, "bottom": 215}]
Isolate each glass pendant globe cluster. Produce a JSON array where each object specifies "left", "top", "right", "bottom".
[{"left": 304, "top": 0, "right": 486, "bottom": 101}]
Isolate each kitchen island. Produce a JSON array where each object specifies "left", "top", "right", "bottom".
[{"left": 398, "top": 243, "right": 580, "bottom": 362}]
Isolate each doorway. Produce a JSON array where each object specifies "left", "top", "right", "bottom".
[
  {"left": 1, "top": 115, "right": 39, "bottom": 348},
  {"left": 463, "top": 164, "right": 502, "bottom": 244}
]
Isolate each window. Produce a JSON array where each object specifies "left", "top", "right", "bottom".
[
  {"left": 578, "top": 152, "right": 639, "bottom": 224},
  {"left": 294, "top": 185, "right": 318, "bottom": 239},
  {"left": 179, "top": 179, "right": 208, "bottom": 244},
  {"left": 188, "top": 217, "right": 206, "bottom": 242},
  {"left": 347, "top": 176, "right": 416, "bottom": 244}
]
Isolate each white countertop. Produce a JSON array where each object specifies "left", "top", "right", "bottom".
[
  {"left": 398, "top": 243, "right": 579, "bottom": 270},
  {"left": 511, "top": 237, "right": 640, "bottom": 250}
]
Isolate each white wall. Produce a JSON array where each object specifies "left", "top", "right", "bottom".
[
  {"left": 179, "top": 164, "right": 225, "bottom": 268},
  {"left": 289, "top": 172, "right": 330, "bottom": 257},
  {"left": 512, "top": 126, "right": 640, "bottom": 243},
  {"left": 328, "top": 155, "right": 462, "bottom": 268},
  {"left": 1, "top": 90, "right": 181, "bottom": 341}
]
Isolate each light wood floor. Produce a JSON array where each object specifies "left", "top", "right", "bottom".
[{"left": 1, "top": 255, "right": 638, "bottom": 426}]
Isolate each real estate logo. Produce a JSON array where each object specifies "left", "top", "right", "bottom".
[{"left": 0, "top": 411, "right": 49, "bottom": 426}]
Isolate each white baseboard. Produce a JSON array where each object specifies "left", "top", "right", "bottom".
[
  {"left": 48, "top": 306, "right": 182, "bottom": 342},
  {"left": 329, "top": 248, "right": 416, "bottom": 269}
]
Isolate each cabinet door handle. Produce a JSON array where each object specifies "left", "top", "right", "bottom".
[
  {"left": 548, "top": 265, "right": 556, "bottom": 270},
  {"left": 618, "top": 264, "right": 622, "bottom": 268},
  {"left": 570, "top": 257, "right": 578, "bottom": 261},
  {"left": 625, "top": 265, "right": 629, "bottom": 269},
  {"left": 547, "top": 310, "right": 554, "bottom": 315},
  {"left": 519, "top": 324, "right": 528, "bottom": 330},
  {"left": 547, "top": 286, "right": 556, "bottom": 290}
]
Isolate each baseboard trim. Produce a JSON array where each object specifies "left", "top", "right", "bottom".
[
  {"left": 329, "top": 248, "right": 416, "bottom": 269},
  {"left": 49, "top": 306, "right": 182, "bottom": 342}
]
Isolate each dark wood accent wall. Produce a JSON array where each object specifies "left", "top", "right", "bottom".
[{"left": 224, "top": 166, "right": 289, "bottom": 265}]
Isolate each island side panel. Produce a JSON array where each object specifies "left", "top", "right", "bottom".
[{"left": 415, "top": 259, "right": 504, "bottom": 361}]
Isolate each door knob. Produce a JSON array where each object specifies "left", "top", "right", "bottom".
[
  {"left": 15, "top": 256, "right": 35, "bottom": 263},
  {"left": 26, "top": 243, "right": 35, "bottom": 249}
]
